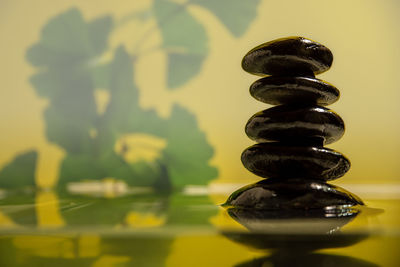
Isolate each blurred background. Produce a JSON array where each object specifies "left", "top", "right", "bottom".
[
  {"left": 1, "top": 0, "right": 400, "bottom": 190},
  {"left": 0, "top": 0, "right": 400, "bottom": 266}
]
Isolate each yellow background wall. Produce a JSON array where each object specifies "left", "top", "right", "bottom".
[{"left": 1, "top": 0, "right": 399, "bottom": 188}]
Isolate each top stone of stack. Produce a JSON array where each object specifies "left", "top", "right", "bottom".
[{"left": 241, "top": 37, "right": 333, "bottom": 77}]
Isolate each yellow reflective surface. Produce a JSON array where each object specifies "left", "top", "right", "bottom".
[{"left": 0, "top": 187, "right": 398, "bottom": 266}]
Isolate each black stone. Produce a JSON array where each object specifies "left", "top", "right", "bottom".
[
  {"left": 226, "top": 206, "right": 359, "bottom": 221},
  {"left": 245, "top": 105, "right": 344, "bottom": 145},
  {"left": 242, "top": 37, "right": 333, "bottom": 76},
  {"left": 241, "top": 143, "right": 350, "bottom": 180},
  {"left": 224, "top": 178, "right": 363, "bottom": 210},
  {"left": 222, "top": 179, "right": 366, "bottom": 251},
  {"left": 250, "top": 76, "right": 339, "bottom": 106}
]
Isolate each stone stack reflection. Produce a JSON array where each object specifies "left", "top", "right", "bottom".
[{"left": 224, "top": 37, "right": 364, "bottom": 215}]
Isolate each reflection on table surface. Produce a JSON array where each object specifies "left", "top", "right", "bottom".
[{"left": 0, "top": 188, "right": 397, "bottom": 267}]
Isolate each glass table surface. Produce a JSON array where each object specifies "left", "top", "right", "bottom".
[{"left": 0, "top": 183, "right": 399, "bottom": 267}]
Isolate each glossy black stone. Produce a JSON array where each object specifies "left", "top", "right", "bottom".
[
  {"left": 250, "top": 76, "right": 340, "bottom": 106},
  {"left": 230, "top": 37, "right": 363, "bottom": 214},
  {"left": 241, "top": 143, "right": 350, "bottom": 180},
  {"left": 245, "top": 105, "right": 344, "bottom": 145},
  {"left": 242, "top": 37, "right": 333, "bottom": 76},
  {"left": 224, "top": 178, "right": 363, "bottom": 210},
  {"left": 222, "top": 179, "right": 366, "bottom": 251},
  {"left": 226, "top": 206, "right": 359, "bottom": 221}
]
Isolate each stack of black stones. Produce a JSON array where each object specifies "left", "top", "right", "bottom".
[{"left": 224, "top": 37, "right": 364, "bottom": 216}]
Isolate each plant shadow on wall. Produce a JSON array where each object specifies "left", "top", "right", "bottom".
[{"left": 0, "top": 0, "right": 261, "bottom": 191}]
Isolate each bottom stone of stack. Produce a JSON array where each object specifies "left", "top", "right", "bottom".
[{"left": 223, "top": 178, "right": 363, "bottom": 211}]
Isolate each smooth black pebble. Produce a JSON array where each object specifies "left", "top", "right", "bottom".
[
  {"left": 241, "top": 143, "right": 350, "bottom": 180},
  {"left": 242, "top": 37, "right": 333, "bottom": 76},
  {"left": 245, "top": 105, "right": 344, "bottom": 145},
  {"left": 223, "top": 178, "right": 366, "bottom": 251},
  {"left": 226, "top": 206, "right": 359, "bottom": 220},
  {"left": 224, "top": 178, "right": 363, "bottom": 210},
  {"left": 250, "top": 76, "right": 339, "bottom": 106}
]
